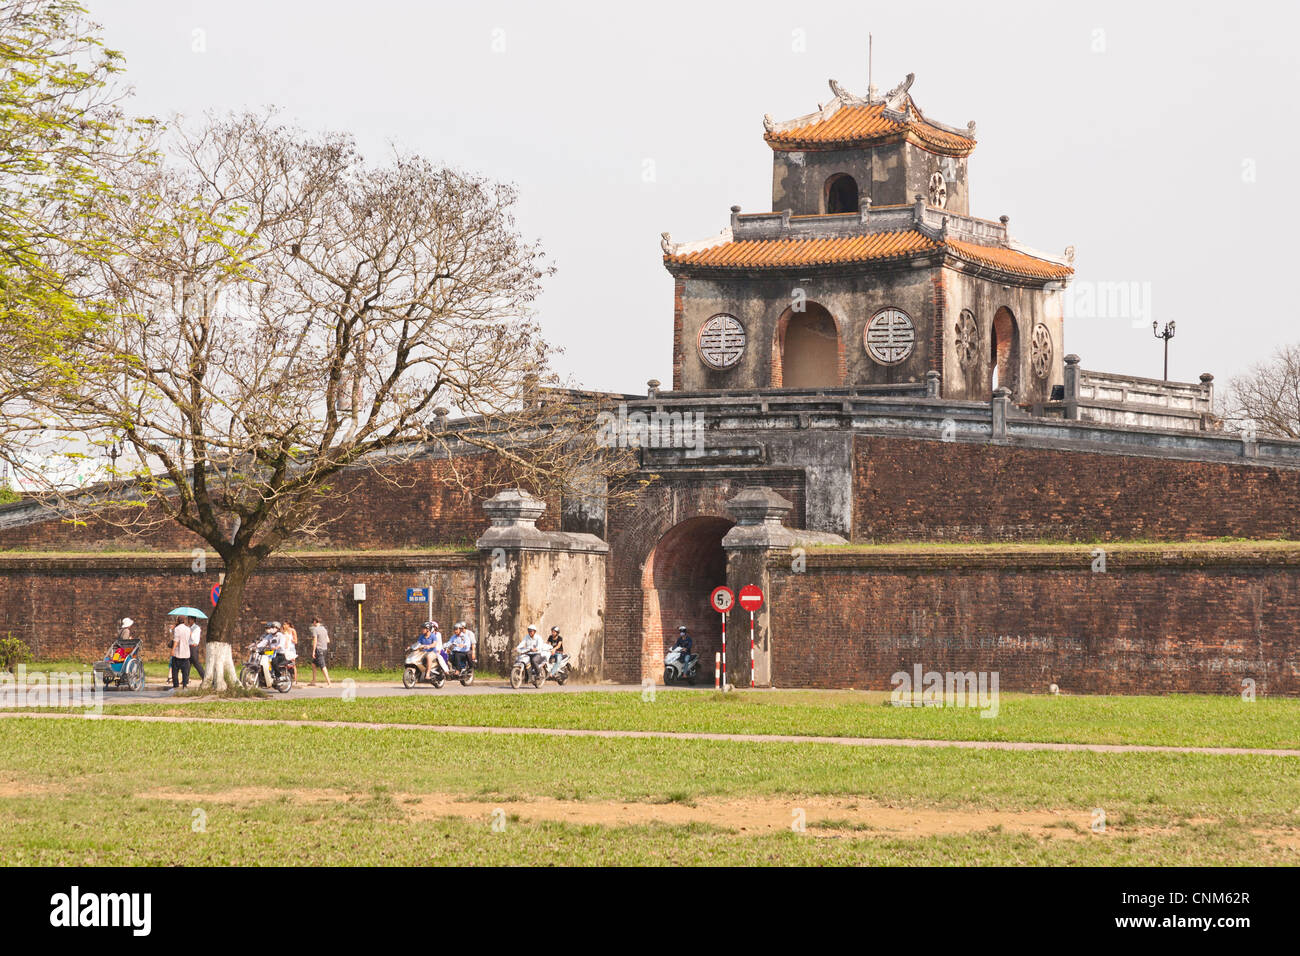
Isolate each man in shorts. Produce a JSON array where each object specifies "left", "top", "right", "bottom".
[{"left": 309, "top": 617, "right": 331, "bottom": 686}]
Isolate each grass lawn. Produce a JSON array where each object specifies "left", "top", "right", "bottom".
[
  {"left": 0, "top": 716, "right": 1296, "bottom": 865},
  {"left": 72, "top": 688, "right": 1300, "bottom": 750}
]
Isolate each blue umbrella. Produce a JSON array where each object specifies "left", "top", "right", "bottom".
[{"left": 167, "top": 606, "right": 209, "bottom": 619}]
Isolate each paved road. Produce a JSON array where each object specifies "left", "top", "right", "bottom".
[
  {"left": 4, "top": 710, "right": 1297, "bottom": 757},
  {"left": 97, "top": 678, "right": 708, "bottom": 703}
]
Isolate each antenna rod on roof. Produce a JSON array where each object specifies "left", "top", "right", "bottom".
[{"left": 869, "top": 33, "right": 873, "bottom": 91}]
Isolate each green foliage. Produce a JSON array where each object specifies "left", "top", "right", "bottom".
[
  {"left": 0, "top": 1, "right": 154, "bottom": 413},
  {"left": 0, "top": 634, "right": 33, "bottom": 672}
]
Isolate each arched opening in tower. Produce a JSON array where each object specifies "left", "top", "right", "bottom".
[
  {"left": 777, "top": 303, "right": 841, "bottom": 389},
  {"left": 824, "top": 173, "right": 860, "bottom": 214},
  {"left": 991, "top": 306, "right": 1020, "bottom": 397},
  {"left": 640, "top": 516, "right": 733, "bottom": 683}
]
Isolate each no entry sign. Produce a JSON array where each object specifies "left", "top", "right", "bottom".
[
  {"left": 738, "top": 584, "right": 764, "bottom": 612},
  {"left": 710, "top": 586, "right": 735, "bottom": 613}
]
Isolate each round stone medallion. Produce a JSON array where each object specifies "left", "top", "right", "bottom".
[{"left": 865, "top": 308, "right": 916, "bottom": 365}]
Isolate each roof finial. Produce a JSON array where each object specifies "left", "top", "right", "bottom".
[{"left": 867, "top": 33, "right": 878, "bottom": 102}]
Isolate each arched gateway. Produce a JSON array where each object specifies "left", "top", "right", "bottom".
[{"left": 640, "top": 516, "right": 733, "bottom": 681}]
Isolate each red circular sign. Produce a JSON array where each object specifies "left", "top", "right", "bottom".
[
  {"left": 210, "top": 583, "right": 221, "bottom": 607},
  {"left": 709, "top": 586, "right": 735, "bottom": 613},
  {"left": 738, "top": 584, "right": 764, "bottom": 612}
]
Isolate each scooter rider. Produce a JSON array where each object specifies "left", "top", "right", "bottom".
[
  {"left": 518, "top": 624, "right": 545, "bottom": 682},
  {"left": 671, "top": 625, "right": 694, "bottom": 664},
  {"left": 255, "top": 622, "right": 281, "bottom": 686},
  {"left": 415, "top": 622, "right": 439, "bottom": 681},
  {"left": 547, "top": 626, "right": 565, "bottom": 669},
  {"left": 448, "top": 622, "right": 474, "bottom": 674}
]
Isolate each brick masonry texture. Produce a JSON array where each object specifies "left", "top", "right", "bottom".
[
  {"left": 853, "top": 434, "right": 1300, "bottom": 541},
  {"left": 0, "top": 454, "right": 559, "bottom": 552},
  {"left": 770, "top": 548, "right": 1300, "bottom": 694},
  {"left": 0, "top": 552, "right": 479, "bottom": 670}
]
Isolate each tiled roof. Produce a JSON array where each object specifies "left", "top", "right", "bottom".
[
  {"left": 666, "top": 230, "right": 938, "bottom": 269},
  {"left": 765, "top": 100, "right": 976, "bottom": 154},
  {"left": 664, "top": 230, "right": 1072, "bottom": 280},
  {"left": 945, "top": 239, "right": 1074, "bottom": 280}
]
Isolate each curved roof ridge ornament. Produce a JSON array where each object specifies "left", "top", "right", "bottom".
[
  {"left": 883, "top": 73, "right": 915, "bottom": 112},
  {"left": 828, "top": 78, "right": 868, "bottom": 106}
]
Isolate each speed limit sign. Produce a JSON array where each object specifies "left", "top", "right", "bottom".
[{"left": 710, "top": 586, "right": 735, "bottom": 613}]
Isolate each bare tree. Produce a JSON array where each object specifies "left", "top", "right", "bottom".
[
  {"left": 17, "top": 111, "right": 632, "bottom": 687},
  {"left": 1222, "top": 343, "right": 1300, "bottom": 440}
]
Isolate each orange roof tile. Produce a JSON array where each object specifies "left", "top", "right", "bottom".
[
  {"left": 765, "top": 101, "right": 976, "bottom": 155},
  {"left": 665, "top": 230, "right": 939, "bottom": 270},
  {"left": 946, "top": 239, "right": 1074, "bottom": 280},
  {"left": 664, "top": 230, "right": 1073, "bottom": 280}
]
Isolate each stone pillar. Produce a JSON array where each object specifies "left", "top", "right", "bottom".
[
  {"left": 721, "top": 487, "right": 797, "bottom": 688},
  {"left": 991, "top": 387, "right": 1012, "bottom": 439},
  {"left": 925, "top": 370, "right": 941, "bottom": 398},
  {"left": 476, "top": 489, "right": 609, "bottom": 679},
  {"left": 1063, "top": 354, "right": 1081, "bottom": 420}
]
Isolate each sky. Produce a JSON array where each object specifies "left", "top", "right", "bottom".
[{"left": 85, "top": 0, "right": 1300, "bottom": 395}]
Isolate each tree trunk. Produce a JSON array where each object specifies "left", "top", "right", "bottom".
[
  {"left": 202, "top": 642, "right": 240, "bottom": 691},
  {"left": 199, "top": 552, "right": 261, "bottom": 691}
]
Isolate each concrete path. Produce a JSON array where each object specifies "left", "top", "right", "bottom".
[
  {"left": 92, "top": 679, "right": 696, "bottom": 702},
  {"left": 2, "top": 710, "right": 1296, "bottom": 757}
]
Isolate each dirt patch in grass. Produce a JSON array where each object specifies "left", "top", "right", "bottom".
[
  {"left": 0, "top": 774, "right": 70, "bottom": 798},
  {"left": 137, "top": 785, "right": 1191, "bottom": 841}
]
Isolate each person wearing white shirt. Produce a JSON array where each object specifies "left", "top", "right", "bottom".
[
  {"left": 170, "top": 620, "right": 192, "bottom": 689},
  {"left": 186, "top": 616, "right": 205, "bottom": 682}
]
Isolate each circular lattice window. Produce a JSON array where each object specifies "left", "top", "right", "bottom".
[
  {"left": 955, "top": 310, "right": 979, "bottom": 369},
  {"left": 928, "top": 171, "right": 948, "bottom": 209},
  {"left": 864, "top": 308, "right": 916, "bottom": 365},
  {"left": 1030, "top": 324, "right": 1053, "bottom": 379},
  {"left": 697, "top": 313, "right": 746, "bottom": 370}
]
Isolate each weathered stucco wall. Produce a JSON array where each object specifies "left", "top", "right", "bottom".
[{"left": 676, "top": 268, "right": 937, "bottom": 392}]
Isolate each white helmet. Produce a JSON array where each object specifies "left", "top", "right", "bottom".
[
  {"left": 120, "top": 617, "right": 134, "bottom": 628},
  {"left": 527, "top": 624, "right": 538, "bottom": 632}
]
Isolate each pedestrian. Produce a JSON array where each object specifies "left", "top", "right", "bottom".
[
  {"left": 169, "top": 617, "right": 192, "bottom": 689},
  {"left": 308, "top": 616, "right": 331, "bottom": 686},
  {"left": 280, "top": 621, "right": 298, "bottom": 683},
  {"left": 186, "top": 616, "right": 205, "bottom": 682}
]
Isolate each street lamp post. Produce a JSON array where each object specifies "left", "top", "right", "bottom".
[{"left": 1152, "top": 320, "right": 1176, "bottom": 381}]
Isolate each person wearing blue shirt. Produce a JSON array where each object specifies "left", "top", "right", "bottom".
[
  {"left": 415, "top": 622, "right": 439, "bottom": 680},
  {"left": 671, "top": 625, "right": 693, "bottom": 660},
  {"left": 448, "top": 622, "right": 474, "bottom": 674}
]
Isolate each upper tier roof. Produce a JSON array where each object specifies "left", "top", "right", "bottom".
[
  {"left": 763, "top": 75, "right": 977, "bottom": 155},
  {"left": 662, "top": 201, "right": 1075, "bottom": 284}
]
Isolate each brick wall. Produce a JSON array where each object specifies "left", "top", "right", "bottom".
[
  {"left": 854, "top": 434, "right": 1300, "bottom": 541},
  {"left": 0, "top": 453, "right": 559, "bottom": 553},
  {"left": 770, "top": 547, "right": 1300, "bottom": 695},
  {"left": 0, "top": 551, "right": 480, "bottom": 670}
]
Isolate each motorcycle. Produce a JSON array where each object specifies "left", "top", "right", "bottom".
[
  {"left": 509, "top": 649, "right": 548, "bottom": 689},
  {"left": 402, "top": 644, "right": 474, "bottom": 688},
  {"left": 546, "top": 651, "right": 573, "bottom": 685},
  {"left": 240, "top": 644, "right": 294, "bottom": 693},
  {"left": 663, "top": 646, "right": 699, "bottom": 685}
]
